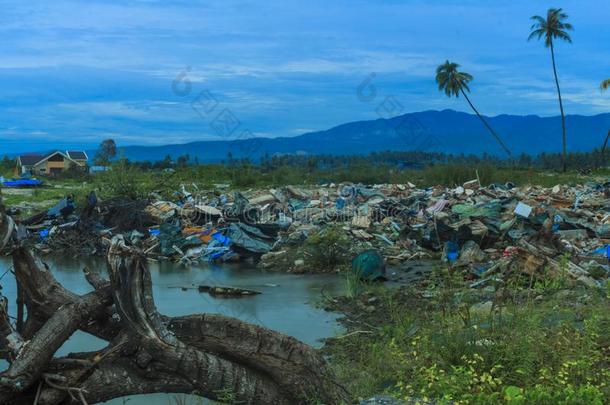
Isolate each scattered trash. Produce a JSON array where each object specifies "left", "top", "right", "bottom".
[
  {"left": 1, "top": 179, "right": 608, "bottom": 288},
  {"left": 226, "top": 223, "right": 275, "bottom": 254},
  {"left": 47, "top": 195, "right": 75, "bottom": 218}
]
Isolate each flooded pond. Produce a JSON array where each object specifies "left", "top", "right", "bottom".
[{"left": 0, "top": 255, "right": 344, "bottom": 404}]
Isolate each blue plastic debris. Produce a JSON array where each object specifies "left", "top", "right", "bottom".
[
  {"left": 591, "top": 246, "right": 605, "bottom": 255},
  {"left": 39, "top": 229, "right": 50, "bottom": 241},
  {"left": 2, "top": 179, "right": 44, "bottom": 188},
  {"left": 585, "top": 245, "right": 610, "bottom": 260},
  {"left": 335, "top": 197, "right": 346, "bottom": 209},
  {"left": 552, "top": 214, "right": 563, "bottom": 232},
  {"left": 445, "top": 241, "right": 459, "bottom": 263},
  {"left": 211, "top": 232, "right": 231, "bottom": 246}
]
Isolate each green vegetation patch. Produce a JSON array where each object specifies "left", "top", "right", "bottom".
[{"left": 324, "top": 268, "right": 610, "bottom": 404}]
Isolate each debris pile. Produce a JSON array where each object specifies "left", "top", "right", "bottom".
[{"left": 5, "top": 180, "right": 610, "bottom": 288}]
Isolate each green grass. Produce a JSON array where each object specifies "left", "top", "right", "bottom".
[
  {"left": 326, "top": 272, "right": 610, "bottom": 404},
  {"left": 0, "top": 180, "right": 90, "bottom": 213},
  {"left": 3, "top": 161, "right": 608, "bottom": 212}
]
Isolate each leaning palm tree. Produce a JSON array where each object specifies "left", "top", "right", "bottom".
[
  {"left": 602, "top": 79, "right": 610, "bottom": 91},
  {"left": 528, "top": 8, "right": 573, "bottom": 172},
  {"left": 435, "top": 60, "right": 512, "bottom": 156}
]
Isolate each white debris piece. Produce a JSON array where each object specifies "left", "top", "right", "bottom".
[{"left": 514, "top": 202, "right": 533, "bottom": 218}]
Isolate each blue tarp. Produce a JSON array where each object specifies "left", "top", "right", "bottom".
[{"left": 2, "top": 179, "right": 44, "bottom": 188}]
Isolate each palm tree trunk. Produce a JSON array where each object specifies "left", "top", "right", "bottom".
[
  {"left": 459, "top": 88, "right": 512, "bottom": 157},
  {"left": 550, "top": 40, "right": 568, "bottom": 172},
  {"left": 601, "top": 130, "right": 610, "bottom": 167}
]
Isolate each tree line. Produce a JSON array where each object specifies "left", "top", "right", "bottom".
[
  {"left": 93, "top": 149, "right": 610, "bottom": 173},
  {"left": 3, "top": 147, "right": 610, "bottom": 177}
]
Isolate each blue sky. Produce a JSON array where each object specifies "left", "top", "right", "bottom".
[{"left": 0, "top": 0, "right": 609, "bottom": 152}]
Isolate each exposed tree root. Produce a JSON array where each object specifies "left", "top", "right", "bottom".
[{"left": 0, "top": 209, "right": 348, "bottom": 404}]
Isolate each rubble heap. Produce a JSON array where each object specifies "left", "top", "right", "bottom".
[{"left": 6, "top": 179, "right": 610, "bottom": 288}]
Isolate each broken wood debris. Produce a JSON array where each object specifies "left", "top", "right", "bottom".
[{"left": 198, "top": 285, "right": 262, "bottom": 297}]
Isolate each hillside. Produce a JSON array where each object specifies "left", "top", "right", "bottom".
[{"left": 105, "top": 109, "right": 610, "bottom": 161}]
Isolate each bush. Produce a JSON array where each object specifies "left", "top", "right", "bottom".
[
  {"left": 300, "top": 226, "right": 351, "bottom": 272},
  {"left": 93, "top": 159, "right": 179, "bottom": 200}
]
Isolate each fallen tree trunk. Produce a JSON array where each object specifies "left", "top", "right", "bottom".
[{"left": 0, "top": 227, "right": 348, "bottom": 404}]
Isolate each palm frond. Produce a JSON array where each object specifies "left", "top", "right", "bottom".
[
  {"left": 555, "top": 30, "right": 573, "bottom": 43},
  {"left": 461, "top": 72, "right": 473, "bottom": 82},
  {"left": 528, "top": 8, "right": 573, "bottom": 46},
  {"left": 601, "top": 79, "right": 610, "bottom": 91},
  {"left": 435, "top": 60, "right": 472, "bottom": 98},
  {"left": 527, "top": 29, "right": 545, "bottom": 41},
  {"left": 555, "top": 9, "right": 569, "bottom": 20}
]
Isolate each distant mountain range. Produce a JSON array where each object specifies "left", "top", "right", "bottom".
[{"left": 100, "top": 109, "right": 608, "bottom": 162}]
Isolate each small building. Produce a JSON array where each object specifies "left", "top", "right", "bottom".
[{"left": 16, "top": 150, "right": 88, "bottom": 176}]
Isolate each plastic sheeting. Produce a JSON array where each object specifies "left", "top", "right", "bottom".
[
  {"left": 226, "top": 223, "right": 274, "bottom": 254},
  {"left": 2, "top": 179, "right": 43, "bottom": 188},
  {"left": 47, "top": 197, "right": 75, "bottom": 218},
  {"left": 157, "top": 223, "right": 203, "bottom": 255}
]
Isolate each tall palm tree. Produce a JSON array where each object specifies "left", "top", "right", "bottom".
[
  {"left": 435, "top": 60, "right": 512, "bottom": 156},
  {"left": 601, "top": 79, "right": 610, "bottom": 157},
  {"left": 528, "top": 8, "right": 573, "bottom": 172}
]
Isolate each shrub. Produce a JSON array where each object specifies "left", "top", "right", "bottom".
[
  {"left": 93, "top": 159, "right": 183, "bottom": 200},
  {"left": 301, "top": 226, "right": 351, "bottom": 272}
]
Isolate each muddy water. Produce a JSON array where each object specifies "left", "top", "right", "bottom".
[{"left": 0, "top": 255, "right": 344, "bottom": 404}]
